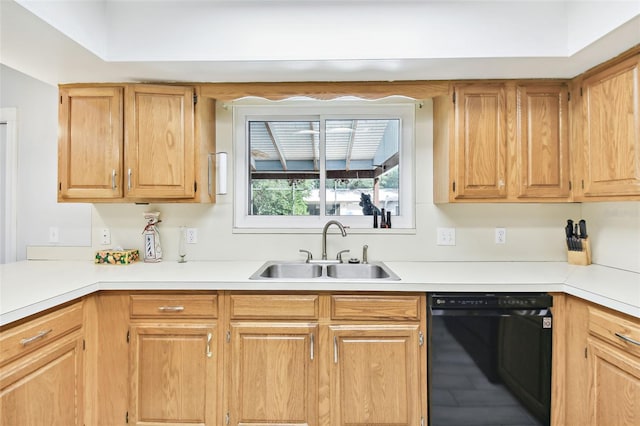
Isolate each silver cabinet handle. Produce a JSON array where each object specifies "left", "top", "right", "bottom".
[
  {"left": 206, "top": 332, "right": 213, "bottom": 358},
  {"left": 127, "top": 168, "right": 132, "bottom": 191},
  {"left": 111, "top": 169, "right": 117, "bottom": 189},
  {"left": 20, "top": 329, "right": 52, "bottom": 346},
  {"left": 333, "top": 336, "right": 338, "bottom": 364},
  {"left": 615, "top": 332, "right": 640, "bottom": 346},
  {"left": 158, "top": 306, "right": 185, "bottom": 312},
  {"left": 310, "top": 333, "right": 314, "bottom": 360}
]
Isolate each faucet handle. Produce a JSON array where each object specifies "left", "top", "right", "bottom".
[
  {"left": 362, "top": 245, "right": 369, "bottom": 264},
  {"left": 299, "top": 249, "right": 313, "bottom": 263},
  {"left": 336, "top": 249, "right": 350, "bottom": 263}
]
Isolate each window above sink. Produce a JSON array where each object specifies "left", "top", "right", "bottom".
[{"left": 233, "top": 98, "right": 416, "bottom": 231}]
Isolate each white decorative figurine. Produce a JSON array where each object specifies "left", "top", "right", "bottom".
[{"left": 142, "top": 212, "right": 162, "bottom": 262}]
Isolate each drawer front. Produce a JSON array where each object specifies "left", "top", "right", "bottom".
[
  {"left": 588, "top": 306, "right": 640, "bottom": 358},
  {"left": 0, "top": 302, "right": 83, "bottom": 366},
  {"left": 331, "top": 294, "right": 421, "bottom": 321},
  {"left": 229, "top": 294, "right": 319, "bottom": 319},
  {"left": 130, "top": 294, "right": 218, "bottom": 319}
]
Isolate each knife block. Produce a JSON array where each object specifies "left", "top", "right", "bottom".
[{"left": 567, "top": 238, "right": 592, "bottom": 266}]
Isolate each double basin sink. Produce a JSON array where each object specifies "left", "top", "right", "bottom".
[{"left": 250, "top": 261, "right": 400, "bottom": 281}]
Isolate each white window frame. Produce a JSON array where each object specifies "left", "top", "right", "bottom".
[{"left": 233, "top": 100, "right": 415, "bottom": 231}]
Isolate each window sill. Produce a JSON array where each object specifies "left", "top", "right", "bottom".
[{"left": 232, "top": 227, "right": 417, "bottom": 235}]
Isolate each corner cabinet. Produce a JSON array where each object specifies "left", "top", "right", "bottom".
[
  {"left": 58, "top": 84, "right": 216, "bottom": 203},
  {"left": 0, "top": 301, "right": 84, "bottom": 426},
  {"left": 563, "top": 295, "right": 640, "bottom": 425},
  {"left": 434, "top": 81, "right": 571, "bottom": 203},
  {"left": 578, "top": 54, "right": 640, "bottom": 199}
]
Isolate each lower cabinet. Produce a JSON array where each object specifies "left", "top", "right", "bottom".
[
  {"left": 225, "top": 292, "right": 426, "bottom": 426},
  {"left": 127, "top": 293, "right": 219, "bottom": 426},
  {"left": 0, "top": 301, "right": 84, "bottom": 426},
  {"left": 228, "top": 323, "right": 318, "bottom": 426},
  {"left": 329, "top": 325, "right": 422, "bottom": 426},
  {"left": 586, "top": 338, "right": 640, "bottom": 424},
  {"left": 563, "top": 295, "right": 640, "bottom": 426},
  {"left": 128, "top": 323, "right": 217, "bottom": 426},
  {"left": 0, "top": 331, "right": 84, "bottom": 426}
]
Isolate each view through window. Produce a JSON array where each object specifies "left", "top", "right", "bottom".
[{"left": 234, "top": 102, "right": 414, "bottom": 229}]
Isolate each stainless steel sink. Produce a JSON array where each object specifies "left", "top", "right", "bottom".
[
  {"left": 250, "top": 261, "right": 399, "bottom": 281},
  {"left": 326, "top": 263, "right": 399, "bottom": 280},
  {"left": 253, "top": 262, "right": 323, "bottom": 279}
]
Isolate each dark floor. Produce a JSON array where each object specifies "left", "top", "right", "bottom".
[{"left": 429, "top": 316, "right": 543, "bottom": 426}]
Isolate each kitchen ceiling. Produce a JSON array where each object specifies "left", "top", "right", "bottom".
[{"left": 1, "top": 0, "right": 639, "bottom": 85}]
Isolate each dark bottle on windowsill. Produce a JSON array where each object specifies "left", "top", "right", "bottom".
[
  {"left": 380, "top": 208, "right": 387, "bottom": 228},
  {"left": 386, "top": 211, "right": 392, "bottom": 228},
  {"left": 373, "top": 212, "right": 378, "bottom": 228}
]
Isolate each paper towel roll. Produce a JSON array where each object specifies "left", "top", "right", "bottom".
[{"left": 216, "top": 152, "right": 228, "bottom": 195}]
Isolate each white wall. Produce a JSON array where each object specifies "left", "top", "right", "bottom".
[
  {"left": 2, "top": 66, "right": 637, "bottom": 273},
  {"left": 90, "top": 101, "right": 586, "bottom": 265},
  {"left": 0, "top": 65, "right": 91, "bottom": 261}
]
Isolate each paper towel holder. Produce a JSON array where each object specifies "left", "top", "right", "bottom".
[{"left": 209, "top": 152, "right": 228, "bottom": 196}]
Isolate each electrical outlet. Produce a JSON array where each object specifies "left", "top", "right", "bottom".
[
  {"left": 495, "top": 227, "right": 506, "bottom": 244},
  {"left": 436, "top": 227, "right": 456, "bottom": 246},
  {"left": 101, "top": 228, "right": 111, "bottom": 245},
  {"left": 186, "top": 228, "right": 198, "bottom": 244},
  {"left": 49, "top": 227, "right": 59, "bottom": 243}
]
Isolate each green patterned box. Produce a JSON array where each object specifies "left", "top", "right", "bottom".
[{"left": 95, "top": 249, "right": 139, "bottom": 265}]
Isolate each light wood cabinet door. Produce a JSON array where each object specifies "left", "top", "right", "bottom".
[
  {"left": 125, "top": 84, "right": 196, "bottom": 199},
  {"left": 228, "top": 323, "right": 318, "bottom": 426},
  {"left": 58, "top": 86, "right": 123, "bottom": 200},
  {"left": 0, "top": 331, "right": 84, "bottom": 426},
  {"left": 516, "top": 84, "right": 570, "bottom": 199},
  {"left": 452, "top": 84, "right": 508, "bottom": 199},
  {"left": 329, "top": 325, "right": 422, "bottom": 426},
  {"left": 129, "top": 323, "right": 217, "bottom": 426},
  {"left": 581, "top": 54, "right": 640, "bottom": 197},
  {"left": 586, "top": 338, "right": 640, "bottom": 425}
]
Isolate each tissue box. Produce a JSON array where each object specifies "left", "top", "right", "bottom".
[{"left": 95, "top": 249, "right": 139, "bottom": 265}]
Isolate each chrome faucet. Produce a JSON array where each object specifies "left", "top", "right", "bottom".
[{"left": 322, "top": 220, "right": 348, "bottom": 260}]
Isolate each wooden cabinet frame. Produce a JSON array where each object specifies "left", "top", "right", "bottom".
[{"left": 58, "top": 84, "right": 216, "bottom": 203}]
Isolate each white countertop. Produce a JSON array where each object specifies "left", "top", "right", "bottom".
[{"left": 1, "top": 260, "right": 638, "bottom": 326}]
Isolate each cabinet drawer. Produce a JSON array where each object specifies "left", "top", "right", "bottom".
[
  {"left": 130, "top": 294, "right": 218, "bottom": 319},
  {"left": 0, "top": 302, "right": 83, "bottom": 366},
  {"left": 588, "top": 306, "right": 640, "bottom": 358},
  {"left": 229, "top": 294, "right": 319, "bottom": 319},
  {"left": 331, "top": 294, "right": 421, "bottom": 321}
]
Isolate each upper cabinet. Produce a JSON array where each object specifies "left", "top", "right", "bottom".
[
  {"left": 58, "top": 84, "right": 216, "bottom": 203},
  {"left": 516, "top": 83, "right": 570, "bottom": 199},
  {"left": 576, "top": 54, "right": 640, "bottom": 200},
  {"left": 125, "top": 85, "right": 195, "bottom": 199},
  {"left": 452, "top": 83, "right": 508, "bottom": 200},
  {"left": 58, "top": 86, "right": 124, "bottom": 200},
  {"left": 434, "top": 81, "right": 571, "bottom": 203}
]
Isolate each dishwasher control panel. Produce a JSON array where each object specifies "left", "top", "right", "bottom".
[{"left": 430, "top": 293, "right": 553, "bottom": 309}]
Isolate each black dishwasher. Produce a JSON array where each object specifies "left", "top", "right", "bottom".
[{"left": 428, "top": 293, "right": 553, "bottom": 426}]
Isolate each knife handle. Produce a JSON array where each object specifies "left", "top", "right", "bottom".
[{"left": 579, "top": 220, "right": 588, "bottom": 239}]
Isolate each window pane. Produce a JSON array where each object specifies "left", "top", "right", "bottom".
[
  {"left": 325, "top": 119, "right": 400, "bottom": 216},
  {"left": 248, "top": 120, "right": 320, "bottom": 215}
]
